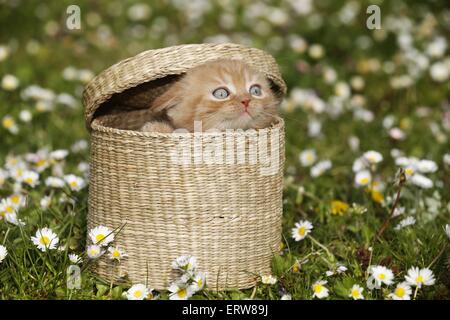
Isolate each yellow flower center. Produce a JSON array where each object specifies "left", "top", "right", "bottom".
[
  {"left": 306, "top": 154, "right": 314, "bottom": 162},
  {"left": 379, "top": 273, "right": 386, "bottom": 280},
  {"left": 298, "top": 227, "right": 306, "bottom": 236},
  {"left": 70, "top": 181, "right": 78, "bottom": 188},
  {"left": 371, "top": 191, "right": 384, "bottom": 203},
  {"left": 395, "top": 287, "right": 405, "bottom": 297},
  {"left": 416, "top": 275, "right": 424, "bottom": 284},
  {"left": 40, "top": 236, "right": 50, "bottom": 246},
  {"left": 313, "top": 284, "right": 322, "bottom": 293},
  {"left": 5, "top": 206, "right": 13, "bottom": 213},
  {"left": 331, "top": 200, "right": 349, "bottom": 215},
  {"left": 36, "top": 159, "right": 46, "bottom": 167},
  {"left": 95, "top": 234, "right": 105, "bottom": 242},
  {"left": 405, "top": 168, "right": 414, "bottom": 176},
  {"left": 89, "top": 248, "right": 98, "bottom": 256},
  {"left": 3, "top": 118, "right": 14, "bottom": 129},
  {"left": 134, "top": 290, "right": 142, "bottom": 298},
  {"left": 11, "top": 195, "right": 20, "bottom": 204},
  {"left": 197, "top": 278, "right": 203, "bottom": 287},
  {"left": 351, "top": 289, "right": 360, "bottom": 298},
  {"left": 360, "top": 177, "right": 369, "bottom": 185},
  {"left": 112, "top": 250, "right": 120, "bottom": 258},
  {"left": 178, "top": 288, "right": 187, "bottom": 298},
  {"left": 25, "top": 177, "right": 33, "bottom": 184}
]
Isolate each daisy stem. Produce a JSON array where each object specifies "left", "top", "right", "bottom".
[
  {"left": 250, "top": 285, "right": 257, "bottom": 299},
  {"left": 376, "top": 168, "right": 405, "bottom": 240},
  {"left": 365, "top": 248, "right": 374, "bottom": 280},
  {"left": 427, "top": 243, "right": 448, "bottom": 269},
  {"left": 413, "top": 286, "right": 419, "bottom": 300},
  {"left": 3, "top": 227, "right": 10, "bottom": 245},
  {"left": 308, "top": 235, "right": 334, "bottom": 261}
]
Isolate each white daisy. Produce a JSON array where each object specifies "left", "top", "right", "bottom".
[
  {"left": 389, "top": 282, "right": 412, "bottom": 300},
  {"left": 363, "top": 150, "right": 383, "bottom": 164},
  {"left": 291, "top": 220, "right": 313, "bottom": 241},
  {"left": 68, "top": 253, "right": 82, "bottom": 264},
  {"left": 168, "top": 282, "right": 194, "bottom": 300},
  {"left": 261, "top": 274, "right": 277, "bottom": 285},
  {"left": 107, "top": 246, "right": 128, "bottom": 261},
  {"left": 63, "top": 174, "right": 86, "bottom": 191},
  {"left": 22, "top": 170, "right": 39, "bottom": 187},
  {"left": 0, "top": 245, "right": 7, "bottom": 263},
  {"left": 86, "top": 244, "right": 104, "bottom": 259},
  {"left": 33, "top": 158, "right": 50, "bottom": 172},
  {"left": 410, "top": 174, "right": 433, "bottom": 189},
  {"left": 355, "top": 170, "right": 372, "bottom": 187},
  {"left": 171, "top": 255, "right": 197, "bottom": 272},
  {"left": 394, "top": 216, "right": 416, "bottom": 230},
  {"left": 126, "top": 284, "right": 151, "bottom": 300},
  {"left": 352, "top": 157, "right": 366, "bottom": 172},
  {"left": 40, "top": 196, "right": 52, "bottom": 209},
  {"left": 312, "top": 280, "right": 329, "bottom": 299},
  {"left": 1, "top": 74, "right": 19, "bottom": 91},
  {"left": 299, "top": 149, "right": 317, "bottom": 167},
  {"left": 444, "top": 154, "right": 450, "bottom": 166},
  {"left": 336, "top": 265, "right": 348, "bottom": 273},
  {"left": 2, "top": 116, "right": 18, "bottom": 134},
  {"left": 404, "top": 267, "right": 435, "bottom": 288},
  {"left": 189, "top": 271, "right": 206, "bottom": 292},
  {"left": 0, "top": 198, "right": 16, "bottom": 218},
  {"left": 280, "top": 294, "right": 292, "bottom": 300},
  {"left": 50, "top": 149, "right": 69, "bottom": 161},
  {"left": 88, "top": 226, "right": 114, "bottom": 246},
  {"left": 430, "top": 61, "right": 449, "bottom": 82},
  {"left": 310, "top": 160, "right": 332, "bottom": 177},
  {"left": 45, "top": 176, "right": 65, "bottom": 188},
  {"left": 31, "top": 228, "right": 59, "bottom": 252},
  {"left": 0, "top": 211, "right": 25, "bottom": 226},
  {"left": 9, "top": 166, "right": 26, "bottom": 181},
  {"left": 369, "top": 265, "right": 394, "bottom": 287},
  {"left": 349, "top": 284, "right": 364, "bottom": 300},
  {"left": 417, "top": 160, "right": 438, "bottom": 173},
  {"left": 9, "top": 194, "right": 26, "bottom": 209},
  {"left": 19, "top": 110, "right": 32, "bottom": 122}
]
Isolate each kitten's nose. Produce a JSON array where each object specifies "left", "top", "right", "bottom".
[{"left": 241, "top": 99, "right": 250, "bottom": 108}]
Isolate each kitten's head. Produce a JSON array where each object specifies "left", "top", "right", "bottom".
[{"left": 151, "top": 59, "right": 279, "bottom": 131}]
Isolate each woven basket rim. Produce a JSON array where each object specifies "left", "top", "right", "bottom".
[
  {"left": 83, "top": 43, "right": 287, "bottom": 129},
  {"left": 91, "top": 116, "right": 284, "bottom": 138}
]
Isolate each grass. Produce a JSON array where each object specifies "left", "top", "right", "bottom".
[{"left": 0, "top": 0, "right": 449, "bottom": 299}]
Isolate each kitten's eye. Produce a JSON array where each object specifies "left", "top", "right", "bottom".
[
  {"left": 249, "top": 84, "right": 262, "bottom": 96},
  {"left": 212, "top": 88, "right": 229, "bottom": 99}
]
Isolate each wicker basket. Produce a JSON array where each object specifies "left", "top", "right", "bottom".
[{"left": 83, "top": 43, "right": 287, "bottom": 291}]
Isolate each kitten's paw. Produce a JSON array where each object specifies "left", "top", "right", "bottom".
[{"left": 140, "top": 121, "right": 174, "bottom": 133}]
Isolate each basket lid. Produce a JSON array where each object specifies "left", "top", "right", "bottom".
[{"left": 83, "top": 43, "right": 287, "bottom": 129}]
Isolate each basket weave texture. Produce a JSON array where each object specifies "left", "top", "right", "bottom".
[{"left": 84, "top": 43, "right": 286, "bottom": 290}]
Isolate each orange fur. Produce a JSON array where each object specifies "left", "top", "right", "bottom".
[{"left": 140, "top": 59, "right": 279, "bottom": 132}]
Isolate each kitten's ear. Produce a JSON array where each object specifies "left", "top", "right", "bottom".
[{"left": 150, "top": 82, "right": 182, "bottom": 114}]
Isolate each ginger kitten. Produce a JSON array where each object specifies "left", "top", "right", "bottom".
[{"left": 140, "top": 59, "right": 279, "bottom": 132}]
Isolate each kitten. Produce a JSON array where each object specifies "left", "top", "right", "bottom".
[{"left": 140, "top": 59, "right": 279, "bottom": 132}]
